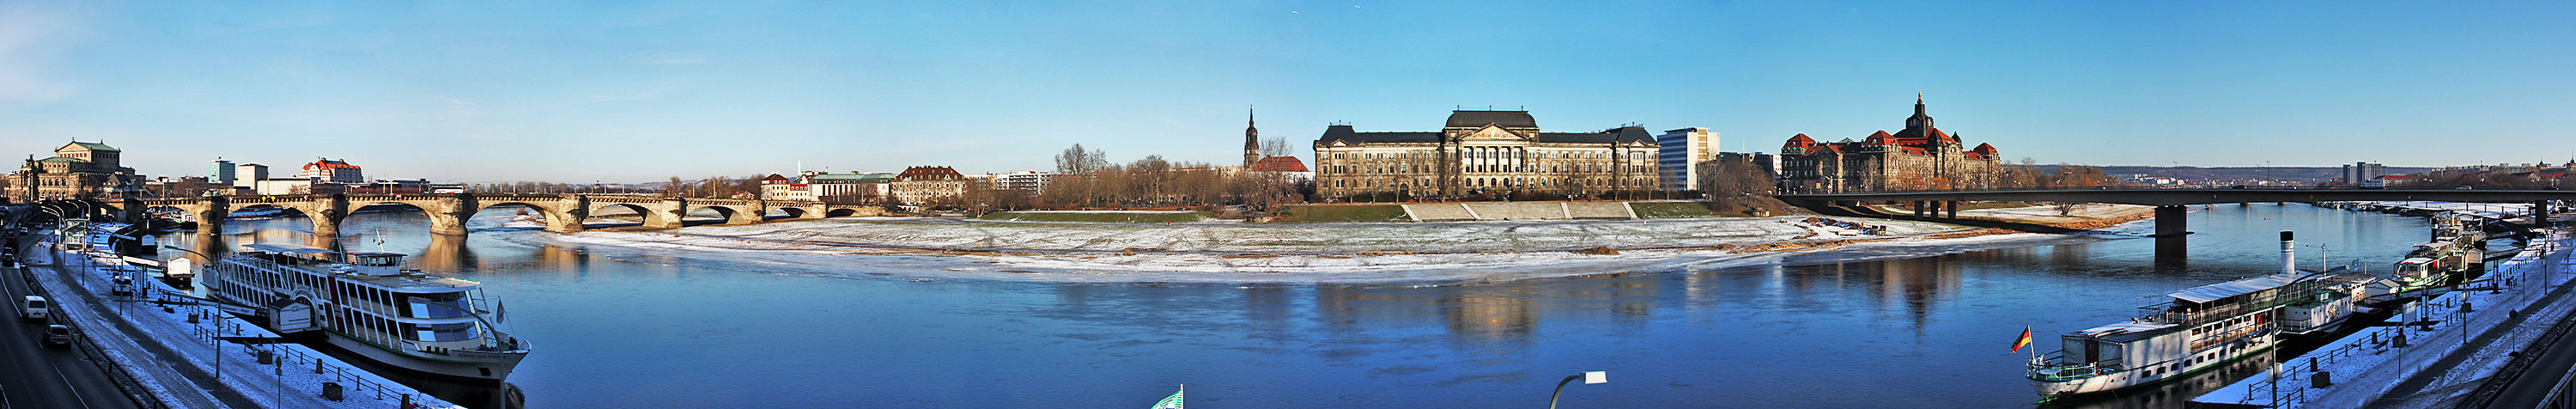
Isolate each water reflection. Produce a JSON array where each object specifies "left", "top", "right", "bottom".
[
  {"left": 2038, "top": 348, "right": 2281, "bottom": 409},
  {"left": 415, "top": 234, "right": 475, "bottom": 272},
  {"left": 145, "top": 204, "right": 2439, "bottom": 408},
  {"left": 2154, "top": 237, "right": 2190, "bottom": 273}
]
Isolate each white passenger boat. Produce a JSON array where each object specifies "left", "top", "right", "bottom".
[
  {"left": 204, "top": 243, "right": 528, "bottom": 383},
  {"left": 2026, "top": 231, "right": 2383, "bottom": 398}
]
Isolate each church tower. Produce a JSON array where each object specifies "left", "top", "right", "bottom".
[{"left": 1242, "top": 107, "right": 1261, "bottom": 167}]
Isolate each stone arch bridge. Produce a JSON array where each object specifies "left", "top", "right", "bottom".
[{"left": 102, "top": 193, "right": 884, "bottom": 236}]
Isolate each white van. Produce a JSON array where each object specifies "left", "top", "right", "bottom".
[{"left": 20, "top": 296, "right": 47, "bottom": 322}]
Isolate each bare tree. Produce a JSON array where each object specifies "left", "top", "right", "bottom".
[{"left": 1260, "top": 137, "right": 1291, "bottom": 158}]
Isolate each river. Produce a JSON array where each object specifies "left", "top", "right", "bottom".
[{"left": 151, "top": 203, "right": 2450, "bottom": 408}]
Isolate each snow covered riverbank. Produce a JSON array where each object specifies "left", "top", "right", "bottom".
[{"left": 513, "top": 215, "right": 2146, "bottom": 284}]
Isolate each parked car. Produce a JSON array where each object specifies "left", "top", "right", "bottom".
[
  {"left": 43, "top": 325, "right": 72, "bottom": 348},
  {"left": 19, "top": 296, "right": 46, "bottom": 322}
]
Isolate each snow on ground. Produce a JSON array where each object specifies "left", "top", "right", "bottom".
[
  {"left": 2345, "top": 201, "right": 2535, "bottom": 219},
  {"left": 25, "top": 234, "right": 461, "bottom": 409},
  {"left": 526, "top": 216, "right": 2124, "bottom": 284},
  {"left": 2192, "top": 229, "right": 2576, "bottom": 408}
]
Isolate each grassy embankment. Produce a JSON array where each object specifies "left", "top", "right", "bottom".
[
  {"left": 1628, "top": 202, "right": 1722, "bottom": 218},
  {"left": 1275, "top": 204, "right": 1412, "bottom": 223},
  {"left": 978, "top": 211, "right": 1215, "bottom": 223}
]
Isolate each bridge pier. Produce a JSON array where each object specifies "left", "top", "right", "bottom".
[
  {"left": 2152, "top": 205, "right": 2190, "bottom": 237},
  {"left": 118, "top": 198, "right": 143, "bottom": 224},
  {"left": 191, "top": 197, "right": 228, "bottom": 235},
  {"left": 426, "top": 194, "right": 477, "bottom": 236},
  {"left": 548, "top": 196, "right": 589, "bottom": 233},
  {"left": 2537, "top": 200, "right": 2553, "bottom": 229},
  {"left": 305, "top": 193, "right": 351, "bottom": 239},
  {"left": 647, "top": 198, "right": 689, "bottom": 229},
  {"left": 1945, "top": 201, "right": 1958, "bottom": 218}
]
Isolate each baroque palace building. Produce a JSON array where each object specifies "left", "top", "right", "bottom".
[
  {"left": 1312, "top": 110, "right": 1661, "bottom": 199},
  {"left": 1778, "top": 95, "right": 2001, "bottom": 193},
  {"left": 14, "top": 141, "right": 141, "bottom": 201}
]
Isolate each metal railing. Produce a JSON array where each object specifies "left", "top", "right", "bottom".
[{"left": 183, "top": 305, "right": 428, "bottom": 408}]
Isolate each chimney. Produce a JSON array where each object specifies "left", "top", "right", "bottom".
[{"left": 2280, "top": 231, "right": 2296, "bottom": 275}]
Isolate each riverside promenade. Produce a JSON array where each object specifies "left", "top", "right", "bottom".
[
  {"left": 2191, "top": 229, "right": 2575, "bottom": 408},
  {"left": 21, "top": 228, "right": 459, "bottom": 409}
]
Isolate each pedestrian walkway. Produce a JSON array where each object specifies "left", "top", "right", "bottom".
[
  {"left": 25, "top": 232, "right": 462, "bottom": 409},
  {"left": 24, "top": 240, "right": 246, "bottom": 409}
]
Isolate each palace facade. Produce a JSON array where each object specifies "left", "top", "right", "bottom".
[
  {"left": 1778, "top": 96, "right": 2001, "bottom": 193},
  {"left": 14, "top": 141, "right": 141, "bottom": 200},
  {"left": 1312, "top": 110, "right": 1661, "bottom": 198}
]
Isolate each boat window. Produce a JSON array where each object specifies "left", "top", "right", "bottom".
[
  {"left": 411, "top": 322, "right": 479, "bottom": 342},
  {"left": 405, "top": 292, "right": 471, "bottom": 319}
]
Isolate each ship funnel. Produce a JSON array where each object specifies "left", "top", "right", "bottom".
[{"left": 2281, "top": 230, "right": 2296, "bottom": 274}]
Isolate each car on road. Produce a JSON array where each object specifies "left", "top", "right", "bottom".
[
  {"left": 110, "top": 275, "right": 133, "bottom": 296},
  {"left": 19, "top": 296, "right": 46, "bottom": 322},
  {"left": 43, "top": 325, "right": 72, "bottom": 348}
]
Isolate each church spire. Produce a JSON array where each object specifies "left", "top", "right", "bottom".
[{"left": 1242, "top": 106, "right": 1261, "bottom": 167}]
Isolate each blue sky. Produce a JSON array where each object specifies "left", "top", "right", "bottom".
[{"left": 3, "top": 1, "right": 2572, "bottom": 183}]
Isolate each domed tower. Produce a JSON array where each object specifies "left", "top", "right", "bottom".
[{"left": 1905, "top": 93, "right": 1935, "bottom": 131}]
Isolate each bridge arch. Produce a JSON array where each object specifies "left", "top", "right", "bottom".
[
  {"left": 827, "top": 208, "right": 861, "bottom": 217},
  {"left": 475, "top": 201, "right": 580, "bottom": 233},
  {"left": 684, "top": 204, "right": 762, "bottom": 226},
  {"left": 773, "top": 207, "right": 808, "bottom": 219},
  {"left": 592, "top": 203, "right": 666, "bottom": 229}
]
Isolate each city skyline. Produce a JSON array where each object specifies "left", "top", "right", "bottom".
[{"left": 4, "top": 1, "right": 2574, "bottom": 183}]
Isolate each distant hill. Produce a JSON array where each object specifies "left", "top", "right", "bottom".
[{"left": 2058, "top": 166, "right": 2435, "bottom": 183}]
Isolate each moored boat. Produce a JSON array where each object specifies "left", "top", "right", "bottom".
[
  {"left": 203, "top": 243, "right": 528, "bottom": 383},
  {"left": 2027, "top": 231, "right": 2385, "bottom": 398}
]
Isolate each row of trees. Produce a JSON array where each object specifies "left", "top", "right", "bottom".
[{"left": 1036, "top": 143, "right": 1311, "bottom": 213}]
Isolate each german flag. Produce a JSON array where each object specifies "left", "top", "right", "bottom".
[{"left": 2011, "top": 326, "right": 2033, "bottom": 353}]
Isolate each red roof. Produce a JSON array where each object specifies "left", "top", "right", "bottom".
[
  {"left": 302, "top": 158, "right": 359, "bottom": 171},
  {"left": 896, "top": 166, "right": 964, "bottom": 180},
  {"left": 1862, "top": 131, "right": 1893, "bottom": 145},
  {"left": 1249, "top": 156, "right": 1309, "bottom": 173},
  {"left": 1783, "top": 133, "right": 1816, "bottom": 149}
]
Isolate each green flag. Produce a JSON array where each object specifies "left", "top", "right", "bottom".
[{"left": 1150, "top": 384, "right": 1182, "bottom": 409}]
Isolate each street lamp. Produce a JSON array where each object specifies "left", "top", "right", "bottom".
[{"left": 1548, "top": 371, "right": 1607, "bottom": 409}]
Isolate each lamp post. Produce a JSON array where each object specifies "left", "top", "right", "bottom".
[{"left": 1548, "top": 371, "right": 1607, "bottom": 409}]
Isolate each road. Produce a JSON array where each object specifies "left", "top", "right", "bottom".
[
  {"left": 0, "top": 236, "right": 144, "bottom": 409},
  {"left": 2484, "top": 301, "right": 2576, "bottom": 408}
]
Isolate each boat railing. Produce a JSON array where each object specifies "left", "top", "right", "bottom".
[{"left": 2026, "top": 351, "right": 2123, "bottom": 381}]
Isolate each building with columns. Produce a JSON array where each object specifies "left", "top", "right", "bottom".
[
  {"left": 1778, "top": 95, "right": 2002, "bottom": 193},
  {"left": 1311, "top": 110, "right": 1662, "bottom": 199},
  {"left": 14, "top": 141, "right": 141, "bottom": 200}
]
